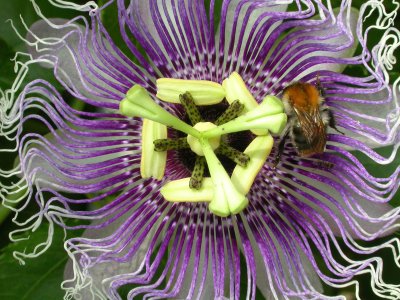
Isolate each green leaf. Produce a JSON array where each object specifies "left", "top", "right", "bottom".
[
  {"left": 0, "top": 38, "right": 15, "bottom": 90},
  {"left": 0, "top": 222, "right": 82, "bottom": 300},
  {"left": 204, "top": 0, "right": 223, "bottom": 34}
]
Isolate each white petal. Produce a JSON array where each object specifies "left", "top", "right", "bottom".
[
  {"left": 331, "top": 84, "right": 400, "bottom": 148},
  {"left": 285, "top": 166, "right": 400, "bottom": 239},
  {"left": 168, "top": 233, "right": 215, "bottom": 300},
  {"left": 238, "top": 220, "right": 323, "bottom": 300},
  {"left": 64, "top": 216, "right": 159, "bottom": 300},
  {"left": 218, "top": 1, "right": 288, "bottom": 78},
  {"left": 26, "top": 18, "right": 141, "bottom": 104},
  {"left": 290, "top": 7, "right": 360, "bottom": 79}
]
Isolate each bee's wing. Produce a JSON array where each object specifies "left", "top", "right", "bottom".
[{"left": 293, "top": 107, "right": 327, "bottom": 154}]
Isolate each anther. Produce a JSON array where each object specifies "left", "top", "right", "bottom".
[
  {"left": 154, "top": 137, "right": 189, "bottom": 152},
  {"left": 190, "top": 156, "right": 206, "bottom": 189},
  {"left": 214, "top": 100, "right": 244, "bottom": 125},
  {"left": 215, "top": 142, "right": 250, "bottom": 167},
  {"left": 179, "top": 92, "right": 203, "bottom": 125}
]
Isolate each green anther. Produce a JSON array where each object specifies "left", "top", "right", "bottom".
[
  {"left": 215, "top": 143, "right": 250, "bottom": 167},
  {"left": 214, "top": 100, "right": 245, "bottom": 125},
  {"left": 154, "top": 137, "right": 189, "bottom": 152},
  {"left": 179, "top": 92, "right": 203, "bottom": 125},
  {"left": 120, "top": 85, "right": 201, "bottom": 138},
  {"left": 190, "top": 156, "right": 206, "bottom": 189}
]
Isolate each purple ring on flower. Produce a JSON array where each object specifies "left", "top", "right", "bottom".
[{"left": 1, "top": 0, "right": 400, "bottom": 299}]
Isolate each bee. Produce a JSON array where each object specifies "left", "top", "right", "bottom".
[{"left": 274, "top": 79, "right": 343, "bottom": 166}]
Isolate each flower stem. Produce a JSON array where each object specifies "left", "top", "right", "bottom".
[
  {"left": 161, "top": 177, "right": 214, "bottom": 202},
  {"left": 157, "top": 78, "right": 226, "bottom": 105},
  {"left": 231, "top": 135, "right": 274, "bottom": 194},
  {"left": 140, "top": 119, "right": 167, "bottom": 180}
]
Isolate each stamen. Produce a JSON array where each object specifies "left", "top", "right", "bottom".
[
  {"left": 190, "top": 156, "right": 206, "bottom": 189},
  {"left": 214, "top": 100, "right": 244, "bottom": 125},
  {"left": 154, "top": 137, "right": 189, "bottom": 152},
  {"left": 157, "top": 78, "right": 226, "bottom": 105},
  {"left": 231, "top": 135, "right": 274, "bottom": 194},
  {"left": 200, "top": 137, "right": 248, "bottom": 217},
  {"left": 222, "top": 71, "right": 268, "bottom": 135},
  {"left": 161, "top": 177, "right": 214, "bottom": 202},
  {"left": 202, "top": 96, "right": 287, "bottom": 139},
  {"left": 222, "top": 72, "right": 259, "bottom": 109},
  {"left": 179, "top": 92, "right": 203, "bottom": 125},
  {"left": 215, "top": 142, "right": 250, "bottom": 167},
  {"left": 120, "top": 85, "right": 201, "bottom": 138}
]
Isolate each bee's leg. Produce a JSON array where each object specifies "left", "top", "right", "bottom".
[
  {"left": 328, "top": 110, "right": 345, "bottom": 135},
  {"left": 273, "top": 126, "right": 290, "bottom": 168},
  {"left": 315, "top": 159, "right": 334, "bottom": 169}
]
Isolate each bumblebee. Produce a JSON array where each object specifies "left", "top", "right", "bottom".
[{"left": 274, "top": 80, "right": 342, "bottom": 166}]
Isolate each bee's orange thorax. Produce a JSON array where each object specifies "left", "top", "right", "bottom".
[{"left": 284, "top": 82, "right": 320, "bottom": 112}]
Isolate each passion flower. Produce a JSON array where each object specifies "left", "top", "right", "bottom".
[{"left": 1, "top": 1, "right": 399, "bottom": 299}]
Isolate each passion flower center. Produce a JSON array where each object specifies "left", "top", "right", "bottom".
[
  {"left": 187, "top": 122, "right": 220, "bottom": 156},
  {"left": 119, "top": 73, "right": 287, "bottom": 217}
]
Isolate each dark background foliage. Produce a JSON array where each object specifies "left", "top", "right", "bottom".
[{"left": 0, "top": 0, "right": 399, "bottom": 299}]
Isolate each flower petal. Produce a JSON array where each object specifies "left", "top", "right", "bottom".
[
  {"left": 26, "top": 17, "right": 151, "bottom": 108},
  {"left": 238, "top": 213, "right": 325, "bottom": 299},
  {"left": 118, "top": 0, "right": 212, "bottom": 79},
  {"left": 254, "top": 243, "right": 323, "bottom": 299},
  {"left": 1, "top": 1, "right": 399, "bottom": 300},
  {"left": 217, "top": 0, "right": 289, "bottom": 80},
  {"left": 328, "top": 83, "right": 400, "bottom": 147},
  {"left": 285, "top": 7, "right": 360, "bottom": 78},
  {"left": 63, "top": 186, "right": 169, "bottom": 299},
  {"left": 11, "top": 82, "right": 141, "bottom": 196}
]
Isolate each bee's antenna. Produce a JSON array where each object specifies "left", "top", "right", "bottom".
[
  {"left": 316, "top": 73, "right": 325, "bottom": 96},
  {"left": 273, "top": 126, "right": 290, "bottom": 168}
]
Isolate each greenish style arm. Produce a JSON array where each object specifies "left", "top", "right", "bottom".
[
  {"left": 202, "top": 96, "right": 287, "bottom": 138},
  {"left": 119, "top": 85, "right": 201, "bottom": 138},
  {"left": 200, "top": 138, "right": 248, "bottom": 217}
]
